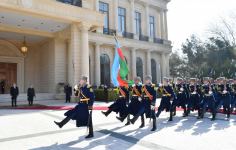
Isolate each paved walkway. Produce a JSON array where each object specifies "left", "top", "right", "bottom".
[{"left": 0, "top": 101, "right": 236, "bottom": 150}]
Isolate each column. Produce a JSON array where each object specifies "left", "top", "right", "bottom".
[
  {"left": 94, "top": 43, "right": 101, "bottom": 86},
  {"left": 131, "top": 48, "right": 136, "bottom": 78},
  {"left": 164, "top": 10, "right": 168, "bottom": 39},
  {"left": 160, "top": 10, "right": 164, "bottom": 39},
  {"left": 130, "top": 0, "right": 135, "bottom": 34},
  {"left": 145, "top": 4, "right": 150, "bottom": 36},
  {"left": 70, "top": 24, "right": 80, "bottom": 85},
  {"left": 79, "top": 23, "right": 91, "bottom": 82},
  {"left": 166, "top": 53, "right": 170, "bottom": 76},
  {"left": 146, "top": 50, "right": 151, "bottom": 75},
  {"left": 94, "top": 0, "right": 99, "bottom": 11},
  {"left": 161, "top": 53, "right": 166, "bottom": 80},
  {"left": 114, "top": 0, "right": 118, "bottom": 32}
]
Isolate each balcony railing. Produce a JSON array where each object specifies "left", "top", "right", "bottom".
[
  {"left": 153, "top": 37, "right": 164, "bottom": 44},
  {"left": 139, "top": 34, "right": 149, "bottom": 42},
  {"left": 56, "top": 0, "right": 82, "bottom": 7},
  {"left": 122, "top": 32, "right": 134, "bottom": 39},
  {"left": 103, "top": 28, "right": 116, "bottom": 36}
]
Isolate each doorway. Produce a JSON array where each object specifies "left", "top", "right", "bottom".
[{"left": 0, "top": 62, "right": 17, "bottom": 94}]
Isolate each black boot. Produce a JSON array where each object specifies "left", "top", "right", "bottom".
[
  {"left": 183, "top": 108, "right": 187, "bottom": 117},
  {"left": 151, "top": 118, "right": 156, "bottom": 131},
  {"left": 139, "top": 115, "right": 145, "bottom": 128},
  {"left": 54, "top": 117, "right": 70, "bottom": 128},
  {"left": 116, "top": 116, "right": 125, "bottom": 122},
  {"left": 130, "top": 115, "right": 139, "bottom": 124},
  {"left": 85, "top": 134, "right": 94, "bottom": 139},
  {"left": 102, "top": 109, "right": 112, "bottom": 117},
  {"left": 168, "top": 111, "right": 173, "bottom": 121},
  {"left": 211, "top": 113, "right": 216, "bottom": 121},
  {"left": 125, "top": 115, "right": 130, "bottom": 126}
]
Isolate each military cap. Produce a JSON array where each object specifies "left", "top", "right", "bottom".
[
  {"left": 190, "top": 78, "right": 196, "bottom": 82},
  {"left": 203, "top": 77, "right": 210, "bottom": 81},
  {"left": 177, "top": 77, "right": 183, "bottom": 81},
  {"left": 81, "top": 76, "right": 88, "bottom": 81},
  {"left": 144, "top": 75, "right": 152, "bottom": 81},
  {"left": 134, "top": 76, "right": 141, "bottom": 82}
]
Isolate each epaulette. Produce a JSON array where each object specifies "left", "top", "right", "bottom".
[
  {"left": 152, "top": 84, "right": 155, "bottom": 87},
  {"left": 87, "top": 84, "right": 92, "bottom": 88}
]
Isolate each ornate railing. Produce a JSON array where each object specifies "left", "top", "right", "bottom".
[
  {"left": 139, "top": 34, "right": 149, "bottom": 41},
  {"left": 103, "top": 28, "right": 116, "bottom": 36},
  {"left": 153, "top": 37, "right": 164, "bottom": 44},
  {"left": 56, "top": 0, "right": 82, "bottom": 7},
  {"left": 122, "top": 32, "right": 134, "bottom": 39}
]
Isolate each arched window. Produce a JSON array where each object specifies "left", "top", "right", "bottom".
[
  {"left": 100, "top": 54, "right": 110, "bottom": 86},
  {"left": 136, "top": 57, "right": 143, "bottom": 80},
  {"left": 151, "top": 59, "right": 157, "bottom": 84}
]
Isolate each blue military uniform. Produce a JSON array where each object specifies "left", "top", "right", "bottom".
[
  {"left": 186, "top": 84, "right": 201, "bottom": 117},
  {"left": 175, "top": 83, "right": 188, "bottom": 116},
  {"left": 231, "top": 83, "right": 236, "bottom": 112},
  {"left": 216, "top": 83, "right": 231, "bottom": 119},
  {"left": 102, "top": 86, "right": 129, "bottom": 118},
  {"left": 54, "top": 84, "right": 95, "bottom": 138},
  {"left": 199, "top": 84, "right": 216, "bottom": 120},
  {"left": 156, "top": 84, "right": 175, "bottom": 121}
]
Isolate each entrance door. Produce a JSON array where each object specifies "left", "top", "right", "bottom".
[{"left": 0, "top": 62, "right": 17, "bottom": 94}]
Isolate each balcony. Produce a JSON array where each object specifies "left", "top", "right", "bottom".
[
  {"left": 139, "top": 34, "right": 149, "bottom": 42},
  {"left": 153, "top": 37, "right": 164, "bottom": 44},
  {"left": 56, "top": 0, "right": 82, "bottom": 7},
  {"left": 103, "top": 28, "right": 116, "bottom": 36},
  {"left": 122, "top": 32, "right": 134, "bottom": 39}
]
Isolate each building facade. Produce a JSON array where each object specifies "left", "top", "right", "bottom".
[{"left": 0, "top": 0, "right": 171, "bottom": 96}]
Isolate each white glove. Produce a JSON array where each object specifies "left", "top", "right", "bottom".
[
  {"left": 138, "top": 97, "right": 142, "bottom": 101},
  {"left": 151, "top": 105, "right": 155, "bottom": 110}
]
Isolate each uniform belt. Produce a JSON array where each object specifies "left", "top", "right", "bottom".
[
  {"left": 132, "top": 95, "right": 138, "bottom": 97},
  {"left": 80, "top": 98, "right": 89, "bottom": 104},
  {"left": 119, "top": 96, "right": 125, "bottom": 98},
  {"left": 204, "top": 94, "right": 212, "bottom": 97},
  {"left": 162, "top": 94, "right": 171, "bottom": 97}
]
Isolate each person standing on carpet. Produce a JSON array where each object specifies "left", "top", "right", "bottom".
[
  {"left": 10, "top": 83, "right": 19, "bottom": 107},
  {"left": 27, "top": 85, "right": 35, "bottom": 106},
  {"left": 54, "top": 76, "right": 95, "bottom": 139}
]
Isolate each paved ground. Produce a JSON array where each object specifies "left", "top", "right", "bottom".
[{"left": 0, "top": 101, "right": 236, "bottom": 150}]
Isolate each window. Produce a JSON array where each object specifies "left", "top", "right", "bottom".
[
  {"left": 118, "top": 7, "right": 126, "bottom": 33},
  {"left": 135, "top": 11, "right": 141, "bottom": 35},
  {"left": 99, "top": 2, "right": 109, "bottom": 32},
  {"left": 136, "top": 57, "right": 143, "bottom": 80},
  {"left": 100, "top": 54, "right": 110, "bottom": 86},
  {"left": 151, "top": 59, "right": 157, "bottom": 84},
  {"left": 149, "top": 16, "right": 155, "bottom": 38}
]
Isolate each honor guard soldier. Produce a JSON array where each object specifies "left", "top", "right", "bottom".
[
  {"left": 198, "top": 77, "right": 216, "bottom": 121},
  {"left": 140, "top": 75, "right": 157, "bottom": 131},
  {"left": 186, "top": 78, "right": 201, "bottom": 117},
  {"left": 117, "top": 77, "right": 143, "bottom": 127},
  {"left": 10, "top": 83, "right": 19, "bottom": 107},
  {"left": 54, "top": 76, "right": 95, "bottom": 138},
  {"left": 156, "top": 77, "right": 175, "bottom": 121},
  {"left": 102, "top": 85, "right": 130, "bottom": 125},
  {"left": 216, "top": 77, "right": 231, "bottom": 120},
  {"left": 175, "top": 77, "right": 188, "bottom": 117},
  {"left": 231, "top": 78, "right": 236, "bottom": 112}
]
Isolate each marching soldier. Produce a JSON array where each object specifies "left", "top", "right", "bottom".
[
  {"left": 186, "top": 78, "right": 201, "bottom": 117},
  {"left": 116, "top": 77, "right": 143, "bottom": 127},
  {"left": 216, "top": 77, "right": 231, "bottom": 120},
  {"left": 102, "top": 85, "right": 130, "bottom": 125},
  {"left": 174, "top": 77, "right": 188, "bottom": 117},
  {"left": 54, "top": 76, "right": 95, "bottom": 138},
  {"left": 231, "top": 78, "right": 236, "bottom": 112},
  {"left": 198, "top": 77, "right": 216, "bottom": 120},
  {"left": 156, "top": 77, "right": 175, "bottom": 121},
  {"left": 140, "top": 75, "right": 157, "bottom": 131}
]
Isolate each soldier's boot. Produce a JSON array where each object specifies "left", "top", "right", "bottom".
[
  {"left": 139, "top": 115, "right": 145, "bottom": 128},
  {"left": 197, "top": 110, "right": 201, "bottom": 119},
  {"left": 211, "top": 113, "right": 216, "bottom": 121},
  {"left": 130, "top": 115, "right": 139, "bottom": 124},
  {"left": 151, "top": 118, "right": 157, "bottom": 131},
  {"left": 156, "top": 109, "right": 161, "bottom": 118},
  {"left": 85, "top": 122, "right": 94, "bottom": 139},
  {"left": 173, "top": 107, "right": 176, "bottom": 116},
  {"left": 168, "top": 111, "right": 173, "bottom": 121},
  {"left": 102, "top": 109, "right": 112, "bottom": 117},
  {"left": 183, "top": 108, "right": 188, "bottom": 117},
  {"left": 54, "top": 117, "right": 70, "bottom": 128},
  {"left": 226, "top": 108, "right": 230, "bottom": 120},
  {"left": 125, "top": 115, "right": 131, "bottom": 126},
  {"left": 116, "top": 116, "right": 126, "bottom": 122}
]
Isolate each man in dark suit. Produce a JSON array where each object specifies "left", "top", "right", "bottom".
[
  {"left": 64, "top": 83, "right": 72, "bottom": 103},
  {"left": 27, "top": 85, "right": 36, "bottom": 106},
  {"left": 10, "top": 83, "right": 19, "bottom": 107}
]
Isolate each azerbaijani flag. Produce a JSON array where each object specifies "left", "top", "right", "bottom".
[{"left": 111, "top": 37, "right": 133, "bottom": 87}]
